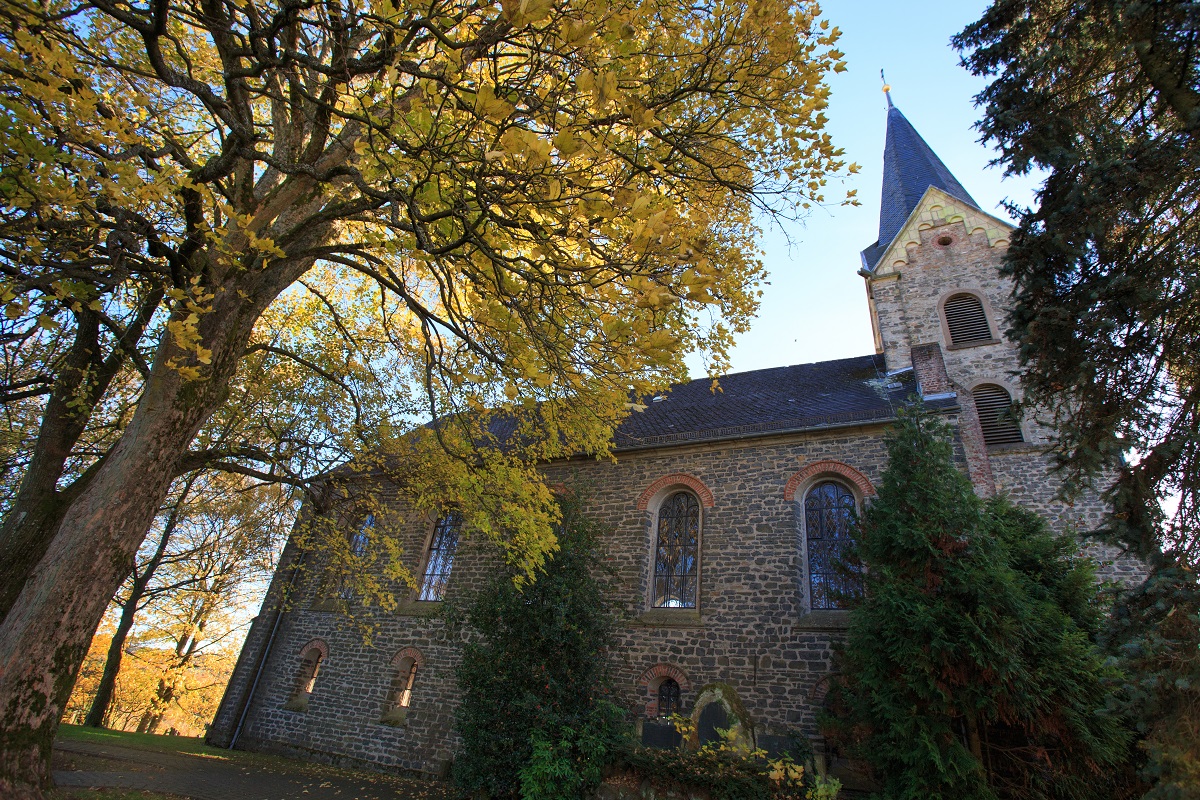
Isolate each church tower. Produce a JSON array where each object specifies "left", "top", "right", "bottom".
[{"left": 859, "top": 92, "right": 1031, "bottom": 495}]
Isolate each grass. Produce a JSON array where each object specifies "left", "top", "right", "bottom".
[
  {"left": 54, "top": 725, "right": 458, "bottom": 799},
  {"left": 57, "top": 726, "right": 215, "bottom": 757}
]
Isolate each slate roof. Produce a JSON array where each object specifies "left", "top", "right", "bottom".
[
  {"left": 611, "top": 353, "right": 942, "bottom": 451},
  {"left": 860, "top": 98, "right": 981, "bottom": 271}
]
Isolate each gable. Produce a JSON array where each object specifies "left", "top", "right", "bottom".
[{"left": 872, "top": 186, "right": 1014, "bottom": 277}]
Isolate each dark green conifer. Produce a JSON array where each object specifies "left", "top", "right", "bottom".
[
  {"left": 451, "top": 495, "right": 620, "bottom": 799},
  {"left": 824, "top": 408, "right": 1128, "bottom": 800}
]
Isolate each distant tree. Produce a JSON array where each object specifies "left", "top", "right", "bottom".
[
  {"left": 453, "top": 496, "right": 620, "bottom": 799},
  {"left": 823, "top": 408, "right": 1130, "bottom": 800},
  {"left": 81, "top": 473, "right": 289, "bottom": 731},
  {"left": 954, "top": 0, "right": 1199, "bottom": 567},
  {"left": 0, "top": 1, "right": 854, "bottom": 793}
]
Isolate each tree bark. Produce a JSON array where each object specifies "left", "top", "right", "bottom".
[
  {"left": 0, "top": 298, "right": 260, "bottom": 798},
  {"left": 0, "top": 291, "right": 164, "bottom": 624}
]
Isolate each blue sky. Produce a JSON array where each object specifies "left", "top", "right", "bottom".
[{"left": 699, "top": 0, "right": 1043, "bottom": 377}]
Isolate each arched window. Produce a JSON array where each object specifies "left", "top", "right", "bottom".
[
  {"left": 657, "top": 678, "right": 681, "bottom": 718},
  {"left": 285, "top": 641, "right": 326, "bottom": 711},
  {"left": 972, "top": 384, "right": 1024, "bottom": 446},
  {"left": 380, "top": 653, "right": 420, "bottom": 724},
  {"left": 943, "top": 293, "right": 992, "bottom": 345},
  {"left": 418, "top": 512, "right": 462, "bottom": 602},
  {"left": 805, "top": 481, "right": 862, "bottom": 610},
  {"left": 653, "top": 491, "right": 700, "bottom": 608}
]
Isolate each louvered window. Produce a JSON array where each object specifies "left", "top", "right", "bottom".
[
  {"left": 943, "top": 293, "right": 992, "bottom": 345},
  {"left": 973, "top": 384, "right": 1024, "bottom": 446}
]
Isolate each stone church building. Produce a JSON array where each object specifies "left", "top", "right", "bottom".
[{"left": 207, "top": 99, "right": 1140, "bottom": 776}]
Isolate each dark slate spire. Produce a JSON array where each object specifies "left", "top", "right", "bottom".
[{"left": 860, "top": 99, "right": 981, "bottom": 270}]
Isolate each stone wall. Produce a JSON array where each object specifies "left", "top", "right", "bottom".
[{"left": 210, "top": 408, "right": 1131, "bottom": 777}]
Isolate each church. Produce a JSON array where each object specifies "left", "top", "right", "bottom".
[{"left": 206, "top": 98, "right": 1142, "bottom": 777}]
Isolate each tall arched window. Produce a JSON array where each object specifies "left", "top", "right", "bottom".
[
  {"left": 653, "top": 491, "right": 700, "bottom": 608},
  {"left": 657, "top": 678, "right": 681, "bottom": 718},
  {"left": 285, "top": 641, "right": 326, "bottom": 711},
  {"left": 337, "top": 514, "right": 375, "bottom": 600},
  {"left": 418, "top": 512, "right": 462, "bottom": 602},
  {"left": 972, "top": 384, "right": 1024, "bottom": 446},
  {"left": 804, "top": 481, "right": 862, "bottom": 610},
  {"left": 943, "top": 292, "right": 993, "bottom": 345}
]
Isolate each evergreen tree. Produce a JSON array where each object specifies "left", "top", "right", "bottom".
[
  {"left": 452, "top": 496, "right": 621, "bottom": 799},
  {"left": 1101, "top": 562, "right": 1200, "bottom": 800},
  {"left": 954, "top": 1, "right": 1200, "bottom": 567},
  {"left": 824, "top": 408, "right": 1129, "bottom": 800}
]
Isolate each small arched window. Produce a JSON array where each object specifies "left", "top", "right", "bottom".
[
  {"left": 972, "top": 384, "right": 1024, "bottom": 446},
  {"left": 657, "top": 678, "right": 681, "bottom": 718},
  {"left": 418, "top": 512, "right": 462, "bottom": 602},
  {"left": 380, "top": 654, "right": 419, "bottom": 724},
  {"left": 285, "top": 642, "right": 326, "bottom": 711},
  {"left": 805, "top": 481, "right": 862, "bottom": 610},
  {"left": 653, "top": 491, "right": 700, "bottom": 608},
  {"left": 943, "top": 293, "right": 992, "bottom": 345}
]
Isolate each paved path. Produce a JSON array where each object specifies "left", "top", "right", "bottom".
[{"left": 53, "top": 737, "right": 454, "bottom": 800}]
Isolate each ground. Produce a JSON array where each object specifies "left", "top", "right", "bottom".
[{"left": 53, "top": 726, "right": 455, "bottom": 800}]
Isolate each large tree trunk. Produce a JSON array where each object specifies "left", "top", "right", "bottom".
[
  {"left": 0, "top": 292, "right": 163, "bottom": 623},
  {"left": 0, "top": 233, "right": 316, "bottom": 796},
  {"left": 0, "top": 301, "right": 259, "bottom": 798}
]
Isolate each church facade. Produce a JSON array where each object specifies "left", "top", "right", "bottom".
[{"left": 207, "top": 101, "right": 1142, "bottom": 777}]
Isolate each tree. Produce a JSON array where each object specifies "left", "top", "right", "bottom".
[
  {"left": 0, "top": 0, "right": 853, "bottom": 794},
  {"left": 83, "top": 473, "right": 289, "bottom": 730},
  {"left": 452, "top": 496, "right": 620, "bottom": 799},
  {"left": 823, "top": 409, "right": 1130, "bottom": 800},
  {"left": 1100, "top": 561, "right": 1200, "bottom": 800},
  {"left": 953, "top": 0, "right": 1200, "bottom": 567}
]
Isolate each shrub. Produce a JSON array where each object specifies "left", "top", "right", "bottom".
[
  {"left": 452, "top": 495, "right": 622, "bottom": 799},
  {"left": 823, "top": 406, "right": 1129, "bottom": 800}
]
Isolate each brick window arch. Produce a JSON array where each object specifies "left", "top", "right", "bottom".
[
  {"left": 285, "top": 639, "right": 328, "bottom": 711},
  {"left": 784, "top": 460, "right": 875, "bottom": 502},
  {"left": 637, "top": 663, "right": 691, "bottom": 718},
  {"left": 636, "top": 473, "right": 715, "bottom": 511}
]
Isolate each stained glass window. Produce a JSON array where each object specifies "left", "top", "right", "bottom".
[
  {"left": 653, "top": 491, "right": 699, "bottom": 608},
  {"left": 418, "top": 512, "right": 462, "bottom": 602},
  {"left": 805, "top": 481, "right": 862, "bottom": 610},
  {"left": 658, "top": 678, "right": 681, "bottom": 718}
]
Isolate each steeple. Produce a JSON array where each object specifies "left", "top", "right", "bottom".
[{"left": 860, "top": 97, "right": 981, "bottom": 270}]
